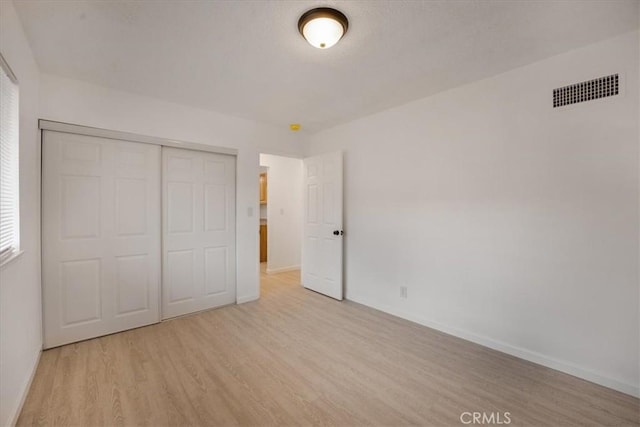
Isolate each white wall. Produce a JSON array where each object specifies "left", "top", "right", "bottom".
[
  {"left": 39, "top": 74, "right": 304, "bottom": 305},
  {"left": 0, "top": 2, "right": 42, "bottom": 426},
  {"left": 259, "top": 154, "right": 303, "bottom": 273},
  {"left": 306, "top": 31, "right": 640, "bottom": 397}
]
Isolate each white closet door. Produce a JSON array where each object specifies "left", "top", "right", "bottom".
[
  {"left": 162, "top": 147, "right": 236, "bottom": 319},
  {"left": 42, "top": 131, "right": 161, "bottom": 349}
]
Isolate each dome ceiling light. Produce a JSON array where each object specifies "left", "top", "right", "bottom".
[{"left": 298, "top": 7, "right": 349, "bottom": 49}]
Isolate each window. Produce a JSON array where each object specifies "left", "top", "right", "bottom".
[{"left": 0, "top": 54, "right": 20, "bottom": 265}]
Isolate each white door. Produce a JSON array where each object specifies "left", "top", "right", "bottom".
[
  {"left": 42, "top": 131, "right": 161, "bottom": 348},
  {"left": 162, "top": 147, "right": 236, "bottom": 319},
  {"left": 302, "top": 151, "right": 343, "bottom": 300}
]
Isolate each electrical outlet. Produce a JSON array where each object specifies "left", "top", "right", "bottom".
[{"left": 400, "top": 286, "right": 408, "bottom": 298}]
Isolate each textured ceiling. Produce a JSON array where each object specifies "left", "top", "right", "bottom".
[{"left": 12, "top": 0, "right": 639, "bottom": 133}]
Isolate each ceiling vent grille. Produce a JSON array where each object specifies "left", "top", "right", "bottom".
[{"left": 553, "top": 74, "right": 619, "bottom": 108}]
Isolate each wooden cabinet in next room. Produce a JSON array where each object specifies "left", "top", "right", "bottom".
[{"left": 260, "top": 223, "right": 267, "bottom": 262}]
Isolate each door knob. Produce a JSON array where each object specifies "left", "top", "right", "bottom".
[{"left": 333, "top": 230, "right": 340, "bottom": 236}]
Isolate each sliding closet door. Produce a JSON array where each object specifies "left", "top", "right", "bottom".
[
  {"left": 42, "top": 131, "right": 161, "bottom": 349},
  {"left": 162, "top": 147, "right": 236, "bottom": 319}
]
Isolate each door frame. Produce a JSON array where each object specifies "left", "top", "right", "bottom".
[
  {"left": 39, "top": 120, "right": 240, "bottom": 315},
  {"left": 40, "top": 120, "right": 238, "bottom": 156},
  {"left": 259, "top": 166, "right": 269, "bottom": 265}
]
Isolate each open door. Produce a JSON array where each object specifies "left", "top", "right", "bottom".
[{"left": 302, "top": 151, "right": 343, "bottom": 300}]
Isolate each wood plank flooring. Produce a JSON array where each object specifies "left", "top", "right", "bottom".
[{"left": 18, "top": 266, "right": 640, "bottom": 426}]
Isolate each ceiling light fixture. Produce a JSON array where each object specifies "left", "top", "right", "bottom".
[{"left": 298, "top": 7, "right": 348, "bottom": 49}]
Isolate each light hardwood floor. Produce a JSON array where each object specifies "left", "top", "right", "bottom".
[{"left": 18, "top": 266, "right": 640, "bottom": 426}]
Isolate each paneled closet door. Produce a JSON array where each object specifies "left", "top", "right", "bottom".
[
  {"left": 162, "top": 147, "right": 236, "bottom": 319},
  {"left": 42, "top": 131, "right": 161, "bottom": 349}
]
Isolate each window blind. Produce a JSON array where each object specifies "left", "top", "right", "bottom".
[{"left": 0, "top": 54, "right": 19, "bottom": 262}]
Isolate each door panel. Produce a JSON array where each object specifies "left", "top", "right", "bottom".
[
  {"left": 167, "top": 182, "right": 195, "bottom": 233},
  {"left": 205, "top": 247, "right": 228, "bottom": 295},
  {"left": 302, "top": 151, "right": 343, "bottom": 300},
  {"left": 60, "top": 258, "right": 102, "bottom": 325},
  {"left": 162, "top": 147, "right": 236, "bottom": 319},
  {"left": 115, "top": 179, "right": 147, "bottom": 236},
  {"left": 42, "top": 131, "right": 161, "bottom": 348},
  {"left": 166, "top": 249, "right": 196, "bottom": 303},
  {"left": 115, "top": 254, "right": 150, "bottom": 315},
  {"left": 204, "top": 184, "right": 227, "bottom": 231}
]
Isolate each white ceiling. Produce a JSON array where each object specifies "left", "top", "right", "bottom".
[{"left": 13, "top": 0, "right": 639, "bottom": 133}]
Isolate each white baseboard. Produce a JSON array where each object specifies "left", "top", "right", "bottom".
[
  {"left": 266, "top": 265, "right": 300, "bottom": 274},
  {"left": 347, "top": 293, "right": 640, "bottom": 398},
  {"left": 237, "top": 294, "right": 259, "bottom": 304},
  {"left": 8, "top": 348, "right": 41, "bottom": 426}
]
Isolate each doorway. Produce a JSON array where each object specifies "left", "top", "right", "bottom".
[{"left": 258, "top": 154, "right": 303, "bottom": 293}]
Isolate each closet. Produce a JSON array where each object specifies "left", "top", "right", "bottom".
[{"left": 41, "top": 124, "right": 236, "bottom": 349}]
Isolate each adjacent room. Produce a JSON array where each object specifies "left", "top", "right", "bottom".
[{"left": 0, "top": 0, "right": 638, "bottom": 426}]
